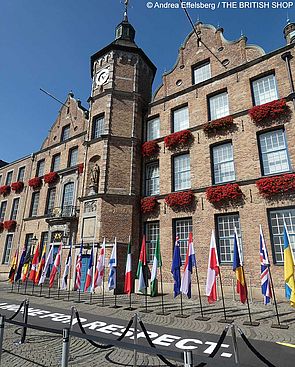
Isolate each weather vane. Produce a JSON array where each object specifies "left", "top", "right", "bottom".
[{"left": 123, "top": 0, "right": 129, "bottom": 19}]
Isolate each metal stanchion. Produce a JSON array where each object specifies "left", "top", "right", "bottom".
[
  {"left": 20, "top": 299, "right": 29, "bottom": 344},
  {"left": 231, "top": 324, "right": 240, "bottom": 365},
  {"left": 61, "top": 328, "right": 70, "bottom": 367},
  {"left": 183, "top": 350, "right": 193, "bottom": 367},
  {"left": 133, "top": 313, "right": 138, "bottom": 367},
  {"left": 0, "top": 315, "right": 5, "bottom": 365}
]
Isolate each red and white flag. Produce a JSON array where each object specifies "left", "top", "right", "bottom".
[
  {"left": 124, "top": 241, "right": 132, "bottom": 294},
  {"left": 29, "top": 244, "right": 40, "bottom": 282},
  {"left": 205, "top": 230, "right": 220, "bottom": 304},
  {"left": 49, "top": 243, "right": 62, "bottom": 288},
  {"left": 75, "top": 243, "right": 83, "bottom": 290},
  {"left": 93, "top": 238, "right": 105, "bottom": 290}
]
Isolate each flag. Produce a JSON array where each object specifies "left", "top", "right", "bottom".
[
  {"left": 136, "top": 236, "right": 147, "bottom": 293},
  {"left": 283, "top": 223, "right": 295, "bottom": 307},
  {"left": 93, "top": 238, "right": 105, "bottom": 289},
  {"left": 61, "top": 244, "right": 72, "bottom": 290},
  {"left": 21, "top": 248, "right": 32, "bottom": 282},
  {"left": 150, "top": 237, "right": 162, "bottom": 297},
  {"left": 49, "top": 243, "right": 62, "bottom": 288},
  {"left": 259, "top": 225, "right": 272, "bottom": 305},
  {"left": 124, "top": 241, "right": 132, "bottom": 295},
  {"left": 39, "top": 245, "right": 54, "bottom": 285},
  {"left": 180, "top": 232, "right": 196, "bottom": 299},
  {"left": 233, "top": 228, "right": 247, "bottom": 304},
  {"left": 15, "top": 244, "right": 27, "bottom": 282},
  {"left": 29, "top": 244, "right": 40, "bottom": 282},
  {"left": 108, "top": 238, "right": 117, "bottom": 291},
  {"left": 205, "top": 230, "right": 220, "bottom": 304},
  {"left": 171, "top": 236, "right": 181, "bottom": 298},
  {"left": 35, "top": 244, "right": 46, "bottom": 285},
  {"left": 8, "top": 249, "right": 19, "bottom": 283},
  {"left": 75, "top": 243, "right": 83, "bottom": 290},
  {"left": 84, "top": 247, "right": 94, "bottom": 292}
]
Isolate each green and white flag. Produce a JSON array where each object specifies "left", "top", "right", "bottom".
[{"left": 150, "top": 237, "right": 162, "bottom": 297}]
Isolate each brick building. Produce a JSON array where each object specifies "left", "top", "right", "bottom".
[{"left": 1, "top": 13, "right": 295, "bottom": 297}]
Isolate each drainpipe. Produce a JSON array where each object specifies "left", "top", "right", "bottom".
[{"left": 281, "top": 51, "right": 295, "bottom": 109}]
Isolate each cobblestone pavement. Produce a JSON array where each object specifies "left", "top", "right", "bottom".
[{"left": 0, "top": 282, "right": 294, "bottom": 366}]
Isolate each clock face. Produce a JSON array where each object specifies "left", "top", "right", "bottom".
[{"left": 95, "top": 68, "right": 110, "bottom": 86}]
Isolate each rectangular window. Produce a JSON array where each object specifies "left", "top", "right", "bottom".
[
  {"left": 173, "top": 154, "right": 191, "bottom": 191},
  {"left": 45, "top": 187, "right": 56, "bottom": 215},
  {"left": 2, "top": 234, "right": 13, "bottom": 264},
  {"left": 269, "top": 208, "right": 295, "bottom": 263},
  {"left": 61, "top": 124, "right": 70, "bottom": 141},
  {"left": 146, "top": 117, "right": 160, "bottom": 141},
  {"left": 174, "top": 218, "right": 193, "bottom": 263},
  {"left": 0, "top": 175, "right": 2, "bottom": 185},
  {"left": 259, "top": 129, "right": 290, "bottom": 175},
  {"left": 216, "top": 214, "right": 241, "bottom": 263},
  {"left": 68, "top": 147, "right": 78, "bottom": 167},
  {"left": 193, "top": 61, "right": 211, "bottom": 84},
  {"left": 5, "top": 171, "right": 13, "bottom": 185},
  {"left": 36, "top": 160, "right": 45, "bottom": 177},
  {"left": 209, "top": 92, "right": 229, "bottom": 120},
  {"left": 212, "top": 142, "right": 235, "bottom": 184},
  {"left": 17, "top": 167, "right": 25, "bottom": 182},
  {"left": 145, "top": 221, "right": 159, "bottom": 264},
  {"left": 30, "top": 191, "right": 40, "bottom": 217},
  {"left": 0, "top": 201, "right": 7, "bottom": 222},
  {"left": 173, "top": 106, "right": 189, "bottom": 132},
  {"left": 92, "top": 115, "right": 105, "bottom": 139},
  {"left": 25, "top": 233, "right": 34, "bottom": 255},
  {"left": 145, "top": 162, "right": 159, "bottom": 196},
  {"left": 40, "top": 231, "right": 48, "bottom": 255},
  {"left": 252, "top": 74, "right": 278, "bottom": 106},
  {"left": 10, "top": 198, "right": 20, "bottom": 221},
  {"left": 51, "top": 154, "right": 61, "bottom": 172}
]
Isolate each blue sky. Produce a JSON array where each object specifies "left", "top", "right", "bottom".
[{"left": 0, "top": 0, "right": 293, "bottom": 162}]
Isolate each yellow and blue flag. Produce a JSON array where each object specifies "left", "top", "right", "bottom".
[{"left": 283, "top": 223, "right": 295, "bottom": 308}]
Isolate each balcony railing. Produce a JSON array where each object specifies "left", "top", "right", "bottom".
[{"left": 46, "top": 206, "right": 77, "bottom": 219}]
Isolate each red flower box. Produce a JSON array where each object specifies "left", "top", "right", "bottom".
[
  {"left": 256, "top": 173, "right": 295, "bottom": 198},
  {"left": 0, "top": 222, "right": 3, "bottom": 231},
  {"left": 141, "top": 197, "right": 158, "bottom": 214},
  {"left": 78, "top": 163, "right": 84, "bottom": 174},
  {"left": 206, "top": 183, "right": 243, "bottom": 205},
  {"left": 203, "top": 115, "right": 234, "bottom": 134},
  {"left": 44, "top": 172, "right": 59, "bottom": 184},
  {"left": 248, "top": 99, "right": 289, "bottom": 125},
  {"left": 0, "top": 185, "right": 11, "bottom": 196},
  {"left": 3, "top": 220, "right": 16, "bottom": 231},
  {"left": 165, "top": 190, "right": 194, "bottom": 209},
  {"left": 28, "top": 177, "right": 42, "bottom": 189},
  {"left": 11, "top": 181, "right": 24, "bottom": 193},
  {"left": 142, "top": 140, "right": 160, "bottom": 158},
  {"left": 164, "top": 130, "right": 193, "bottom": 150}
]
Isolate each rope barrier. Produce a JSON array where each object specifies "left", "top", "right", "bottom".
[
  {"left": 7, "top": 301, "right": 25, "bottom": 321},
  {"left": 237, "top": 327, "right": 277, "bottom": 367},
  {"left": 208, "top": 324, "right": 230, "bottom": 358}
]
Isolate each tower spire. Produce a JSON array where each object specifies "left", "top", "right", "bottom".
[{"left": 124, "top": 0, "right": 129, "bottom": 20}]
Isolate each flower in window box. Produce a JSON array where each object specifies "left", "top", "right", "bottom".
[
  {"left": 142, "top": 140, "right": 160, "bottom": 158},
  {"left": 0, "top": 185, "right": 11, "bottom": 196},
  {"left": 11, "top": 181, "right": 24, "bottom": 193},
  {"left": 164, "top": 130, "right": 193, "bottom": 150},
  {"left": 44, "top": 172, "right": 59, "bottom": 184},
  {"left": 141, "top": 196, "right": 158, "bottom": 214},
  {"left": 248, "top": 99, "right": 290, "bottom": 125},
  {"left": 0, "top": 222, "right": 3, "bottom": 232},
  {"left": 3, "top": 220, "right": 17, "bottom": 231},
  {"left": 28, "top": 177, "right": 43, "bottom": 189},
  {"left": 206, "top": 183, "right": 244, "bottom": 206},
  {"left": 165, "top": 190, "right": 195, "bottom": 209},
  {"left": 78, "top": 163, "right": 84, "bottom": 174},
  {"left": 203, "top": 115, "right": 235, "bottom": 135},
  {"left": 256, "top": 173, "right": 295, "bottom": 198}
]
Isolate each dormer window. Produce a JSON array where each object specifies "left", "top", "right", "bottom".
[
  {"left": 193, "top": 61, "right": 211, "bottom": 85},
  {"left": 61, "top": 125, "right": 70, "bottom": 142}
]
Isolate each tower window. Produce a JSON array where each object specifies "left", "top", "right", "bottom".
[
  {"left": 193, "top": 61, "right": 211, "bottom": 84},
  {"left": 92, "top": 115, "right": 105, "bottom": 139},
  {"left": 172, "top": 106, "right": 189, "bottom": 132},
  {"left": 252, "top": 74, "right": 278, "bottom": 106},
  {"left": 61, "top": 125, "right": 70, "bottom": 142},
  {"left": 146, "top": 117, "right": 160, "bottom": 141},
  {"left": 209, "top": 92, "right": 229, "bottom": 120}
]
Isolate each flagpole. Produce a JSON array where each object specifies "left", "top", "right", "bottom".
[
  {"left": 157, "top": 266, "right": 169, "bottom": 315},
  {"left": 57, "top": 242, "right": 63, "bottom": 300},
  {"left": 242, "top": 266, "right": 259, "bottom": 326},
  {"left": 102, "top": 269, "right": 105, "bottom": 306},
  {"left": 67, "top": 241, "right": 72, "bottom": 302},
  {"left": 218, "top": 270, "right": 233, "bottom": 323},
  {"left": 195, "top": 266, "right": 210, "bottom": 321}
]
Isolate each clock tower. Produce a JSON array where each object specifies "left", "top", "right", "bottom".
[{"left": 79, "top": 9, "right": 156, "bottom": 290}]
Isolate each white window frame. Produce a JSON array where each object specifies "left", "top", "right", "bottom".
[
  {"left": 36, "top": 160, "right": 45, "bottom": 177},
  {"left": 212, "top": 142, "right": 236, "bottom": 184},
  {"left": 10, "top": 198, "right": 20, "bottom": 221},
  {"left": 252, "top": 74, "right": 278, "bottom": 106},
  {"left": 145, "top": 221, "right": 159, "bottom": 264},
  {"left": 173, "top": 154, "right": 191, "bottom": 192},
  {"left": 175, "top": 218, "right": 193, "bottom": 263},
  {"left": 2, "top": 234, "right": 13, "bottom": 265},
  {"left": 68, "top": 148, "right": 78, "bottom": 167},
  {"left": 30, "top": 191, "right": 40, "bottom": 217},
  {"left": 145, "top": 162, "right": 160, "bottom": 196},
  {"left": 209, "top": 92, "right": 229, "bottom": 120},
  {"left": 193, "top": 61, "right": 211, "bottom": 84},
  {"left": 172, "top": 106, "right": 189, "bottom": 132},
  {"left": 5, "top": 171, "right": 13, "bottom": 185},
  {"left": 146, "top": 117, "right": 160, "bottom": 141},
  {"left": 92, "top": 115, "right": 105, "bottom": 139}
]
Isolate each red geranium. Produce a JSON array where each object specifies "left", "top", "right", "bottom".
[
  {"left": 256, "top": 173, "right": 295, "bottom": 198},
  {"left": 203, "top": 115, "right": 234, "bottom": 134},
  {"left": 11, "top": 181, "right": 24, "bottom": 193},
  {"left": 3, "top": 220, "right": 16, "bottom": 231},
  {"left": 206, "top": 183, "right": 243, "bottom": 205},
  {"left": 142, "top": 141, "right": 160, "bottom": 158},
  {"left": 0, "top": 222, "right": 3, "bottom": 231},
  {"left": 0, "top": 185, "right": 11, "bottom": 196},
  {"left": 141, "top": 197, "right": 158, "bottom": 214},
  {"left": 248, "top": 99, "right": 289, "bottom": 125},
  {"left": 164, "top": 130, "right": 193, "bottom": 150},
  {"left": 44, "top": 172, "right": 59, "bottom": 184},
  {"left": 78, "top": 163, "right": 84, "bottom": 174},
  {"left": 165, "top": 190, "right": 194, "bottom": 209},
  {"left": 28, "top": 177, "right": 42, "bottom": 189}
]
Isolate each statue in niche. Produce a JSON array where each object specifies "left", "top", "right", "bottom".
[{"left": 89, "top": 164, "right": 99, "bottom": 195}]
